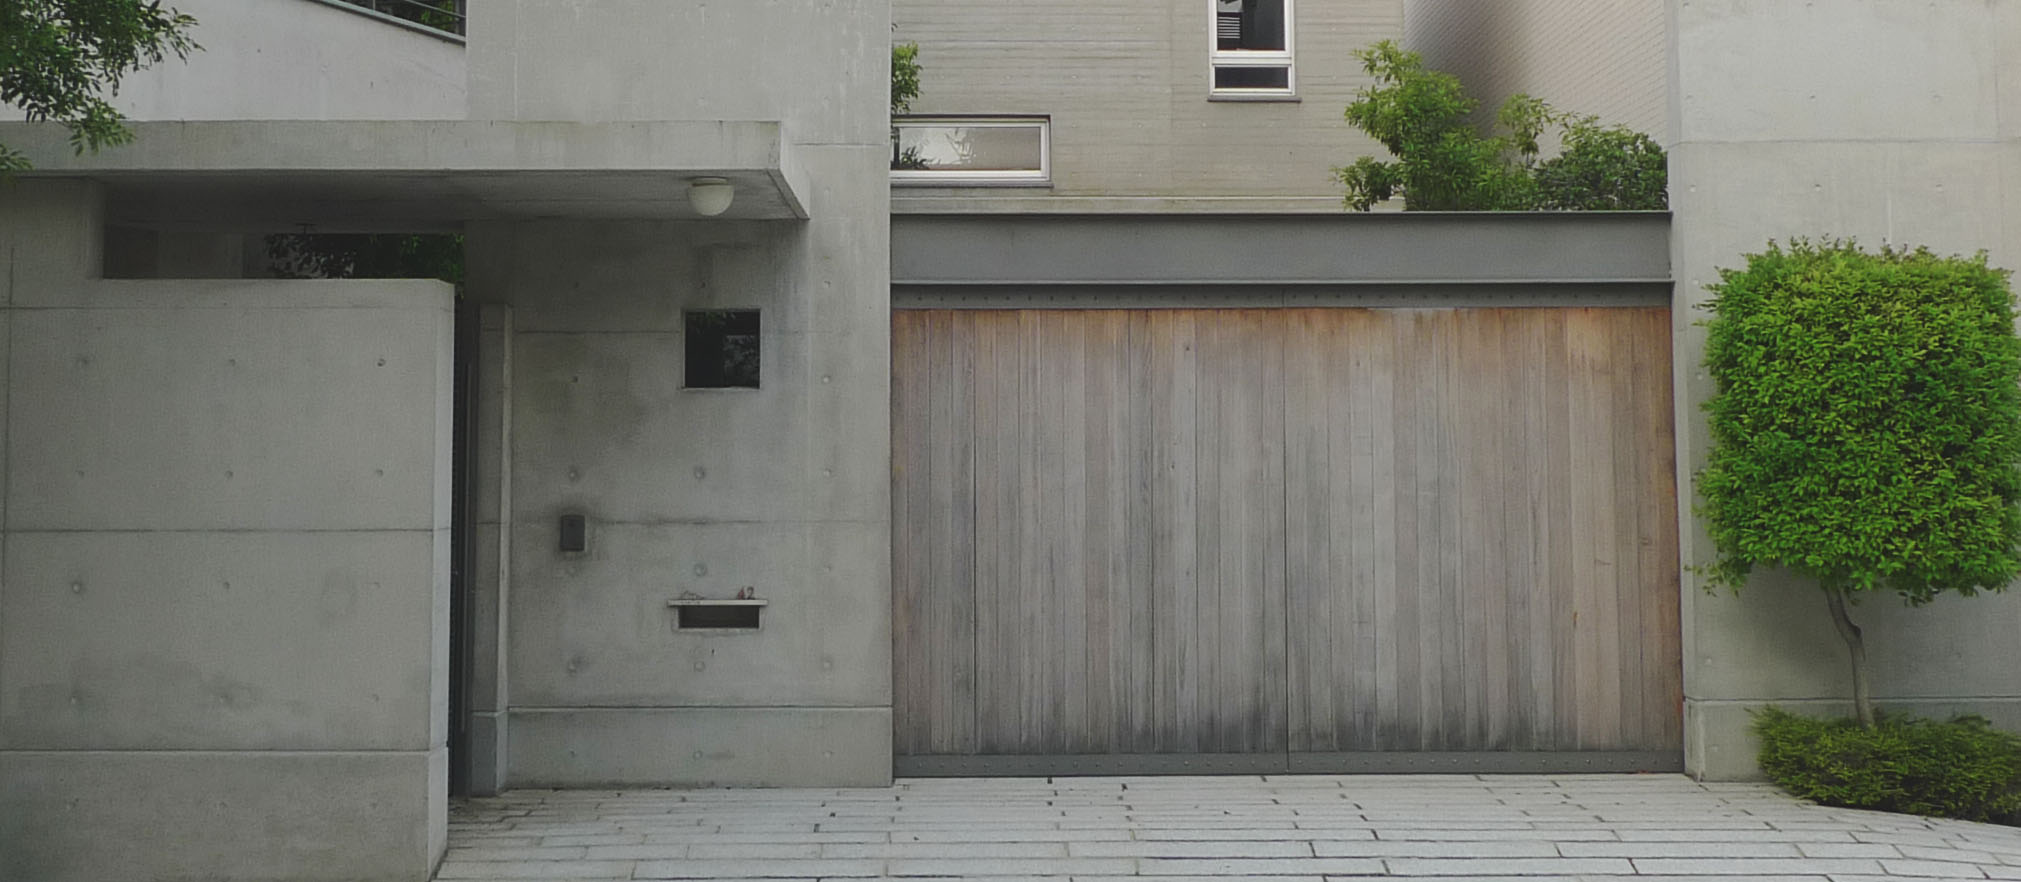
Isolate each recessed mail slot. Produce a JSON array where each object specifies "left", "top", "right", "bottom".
[{"left": 668, "top": 598, "right": 766, "bottom": 631}]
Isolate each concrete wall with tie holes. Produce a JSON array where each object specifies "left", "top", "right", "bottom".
[{"left": 0, "top": 180, "right": 457, "bottom": 882}]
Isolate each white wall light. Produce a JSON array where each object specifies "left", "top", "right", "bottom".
[{"left": 688, "top": 177, "right": 736, "bottom": 217}]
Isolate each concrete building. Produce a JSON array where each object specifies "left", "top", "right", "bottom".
[
  {"left": 0, "top": 0, "right": 2015, "bottom": 879},
  {"left": 2, "top": 1, "right": 889, "bottom": 879}
]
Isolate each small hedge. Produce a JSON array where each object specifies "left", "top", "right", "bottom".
[{"left": 1754, "top": 706, "right": 2021, "bottom": 825}]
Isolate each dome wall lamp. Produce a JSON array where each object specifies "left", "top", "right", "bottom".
[{"left": 688, "top": 177, "right": 736, "bottom": 217}]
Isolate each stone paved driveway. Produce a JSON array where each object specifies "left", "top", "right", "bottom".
[{"left": 438, "top": 774, "right": 2021, "bottom": 881}]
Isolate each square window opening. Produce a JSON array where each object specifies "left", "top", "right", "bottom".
[
  {"left": 685, "top": 310, "right": 761, "bottom": 389},
  {"left": 1211, "top": 0, "right": 1294, "bottom": 95}
]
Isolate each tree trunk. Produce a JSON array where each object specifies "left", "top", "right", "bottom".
[{"left": 1824, "top": 589, "right": 1875, "bottom": 727}]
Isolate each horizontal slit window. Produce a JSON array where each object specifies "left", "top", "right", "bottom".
[{"left": 892, "top": 117, "right": 1050, "bottom": 185}]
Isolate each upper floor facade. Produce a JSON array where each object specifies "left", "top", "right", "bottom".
[{"left": 890, "top": 0, "right": 1402, "bottom": 210}]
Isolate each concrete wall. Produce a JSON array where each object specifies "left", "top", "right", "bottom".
[
  {"left": 1666, "top": 0, "right": 2021, "bottom": 779},
  {"left": 1405, "top": 0, "right": 1668, "bottom": 145},
  {"left": 462, "top": 0, "right": 895, "bottom": 788},
  {"left": 0, "top": 0, "right": 465, "bottom": 124},
  {"left": 890, "top": 0, "right": 1399, "bottom": 207},
  {"left": 0, "top": 180, "right": 456, "bottom": 881}
]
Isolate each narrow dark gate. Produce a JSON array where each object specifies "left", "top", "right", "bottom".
[{"left": 448, "top": 299, "right": 480, "bottom": 796}]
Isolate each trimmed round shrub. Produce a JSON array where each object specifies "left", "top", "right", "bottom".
[
  {"left": 1700, "top": 241, "right": 2021, "bottom": 604},
  {"left": 1754, "top": 707, "right": 2021, "bottom": 825}
]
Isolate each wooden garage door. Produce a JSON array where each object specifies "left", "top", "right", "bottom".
[{"left": 892, "top": 308, "right": 1681, "bottom": 773}]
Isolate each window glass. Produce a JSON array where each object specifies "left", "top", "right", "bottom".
[
  {"left": 685, "top": 310, "right": 760, "bottom": 389},
  {"left": 1217, "top": 0, "right": 1285, "bottom": 51},
  {"left": 1214, "top": 66, "right": 1290, "bottom": 90},
  {"left": 893, "top": 123, "right": 1043, "bottom": 173},
  {"left": 891, "top": 118, "right": 1050, "bottom": 184}
]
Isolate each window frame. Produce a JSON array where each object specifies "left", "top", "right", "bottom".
[
  {"left": 1207, "top": 0, "right": 1296, "bottom": 99},
  {"left": 890, "top": 115, "right": 1052, "bottom": 186}
]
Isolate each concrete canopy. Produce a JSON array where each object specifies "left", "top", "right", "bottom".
[{"left": 0, "top": 120, "right": 811, "bottom": 230}]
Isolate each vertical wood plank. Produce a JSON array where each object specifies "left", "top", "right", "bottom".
[
  {"left": 1503, "top": 309, "right": 1543, "bottom": 750},
  {"left": 924, "top": 311, "right": 960, "bottom": 752},
  {"left": 890, "top": 312, "right": 925, "bottom": 754},
  {"left": 1257, "top": 311, "right": 1290, "bottom": 755},
  {"left": 1080, "top": 311, "right": 1115, "bottom": 751},
  {"left": 1638, "top": 307, "right": 1685, "bottom": 751},
  {"left": 1151, "top": 310, "right": 1201, "bottom": 752},
  {"left": 1359, "top": 310, "right": 1398, "bottom": 751},
  {"left": 1015, "top": 310, "right": 1046, "bottom": 751},
  {"left": 1475, "top": 310, "right": 1513, "bottom": 749},
  {"left": 1193, "top": 314, "right": 1228, "bottom": 749},
  {"left": 1284, "top": 309, "right": 1331, "bottom": 752},
  {"left": 1056, "top": 311, "right": 1090, "bottom": 752},
  {"left": 1610, "top": 309, "right": 1647, "bottom": 750},
  {"left": 968, "top": 311, "right": 1005, "bottom": 753},
  {"left": 1125, "top": 311, "right": 1158, "bottom": 753},
  {"left": 1395, "top": 313, "right": 1425, "bottom": 748}
]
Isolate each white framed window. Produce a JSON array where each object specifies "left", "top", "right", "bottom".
[
  {"left": 1210, "top": 0, "right": 1295, "bottom": 97},
  {"left": 890, "top": 116, "right": 1051, "bottom": 186}
]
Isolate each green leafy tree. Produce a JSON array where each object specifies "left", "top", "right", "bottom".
[
  {"left": 1334, "top": 41, "right": 1537, "bottom": 211},
  {"left": 1335, "top": 40, "right": 1666, "bottom": 212},
  {"left": 1698, "top": 241, "right": 2021, "bottom": 726},
  {"left": 266, "top": 232, "right": 464, "bottom": 286},
  {"left": 1, "top": 0, "right": 199, "bottom": 171},
  {"left": 1533, "top": 116, "right": 1668, "bottom": 210},
  {"left": 891, "top": 41, "right": 920, "bottom": 115},
  {"left": 889, "top": 41, "right": 925, "bottom": 170}
]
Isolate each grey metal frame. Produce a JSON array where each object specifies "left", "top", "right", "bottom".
[
  {"left": 309, "top": 0, "right": 467, "bottom": 39},
  {"left": 891, "top": 212, "right": 1673, "bottom": 298},
  {"left": 893, "top": 282, "right": 1669, "bottom": 310}
]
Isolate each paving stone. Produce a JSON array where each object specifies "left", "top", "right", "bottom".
[
  {"left": 678, "top": 843, "right": 830, "bottom": 859},
  {"left": 1798, "top": 843, "right": 1906, "bottom": 858},
  {"left": 1877, "top": 859, "right": 1990, "bottom": 878},
  {"left": 639, "top": 830, "right": 889, "bottom": 845},
  {"left": 538, "top": 834, "right": 643, "bottom": 847},
  {"left": 1311, "top": 840, "right": 1561, "bottom": 858},
  {"left": 1070, "top": 840, "right": 1313, "bottom": 858},
  {"left": 576, "top": 845, "right": 691, "bottom": 860},
  {"left": 1626, "top": 877, "right": 1825, "bottom": 882},
  {"left": 880, "top": 857, "right": 1137, "bottom": 876},
  {"left": 630, "top": 858, "right": 885, "bottom": 878},
  {"left": 893, "top": 828, "right": 1133, "bottom": 842},
  {"left": 1126, "top": 876, "right": 1323, "bottom": 882},
  {"left": 433, "top": 861, "right": 635, "bottom": 879},
  {"left": 1557, "top": 841, "right": 1805, "bottom": 858},
  {"left": 1631, "top": 857, "right": 1887, "bottom": 875},
  {"left": 1619, "top": 829, "right": 1861, "bottom": 843},
  {"left": 1855, "top": 831, "right": 1965, "bottom": 847},
  {"left": 441, "top": 847, "right": 591, "bottom": 862},
  {"left": 822, "top": 841, "right": 1069, "bottom": 858},
  {"left": 1133, "top": 828, "right": 1369, "bottom": 842},
  {"left": 1374, "top": 827, "right": 1615, "bottom": 842},
  {"left": 1133, "top": 857, "right": 1387, "bottom": 875},
  {"left": 1383, "top": 857, "right": 1633, "bottom": 875},
  {"left": 1898, "top": 845, "right": 2005, "bottom": 864}
]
